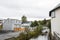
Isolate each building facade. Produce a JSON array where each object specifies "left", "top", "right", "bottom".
[
  {"left": 49, "top": 4, "right": 60, "bottom": 40},
  {"left": 3, "top": 18, "right": 22, "bottom": 31},
  {"left": 21, "top": 21, "right": 31, "bottom": 27},
  {"left": 2, "top": 18, "right": 31, "bottom": 31}
]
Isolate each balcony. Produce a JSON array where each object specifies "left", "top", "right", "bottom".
[{"left": 53, "top": 32, "right": 60, "bottom": 40}]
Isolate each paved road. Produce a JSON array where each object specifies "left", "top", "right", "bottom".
[{"left": 0, "top": 32, "right": 20, "bottom": 40}]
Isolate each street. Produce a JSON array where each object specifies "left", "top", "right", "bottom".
[{"left": 0, "top": 32, "right": 20, "bottom": 40}]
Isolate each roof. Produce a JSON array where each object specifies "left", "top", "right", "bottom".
[
  {"left": 22, "top": 21, "right": 31, "bottom": 24},
  {"left": 49, "top": 3, "right": 60, "bottom": 16}
]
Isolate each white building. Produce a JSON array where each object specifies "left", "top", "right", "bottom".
[
  {"left": 0, "top": 19, "right": 3, "bottom": 25},
  {"left": 21, "top": 21, "right": 31, "bottom": 27},
  {"left": 49, "top": 4, "right": 60, "bottom": 40},
  {"left": 3, "top": 18, "right": 21, "bottom": 31}
]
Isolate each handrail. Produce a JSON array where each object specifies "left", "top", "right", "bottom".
[{"left": 54, "top": 32, "right": 60, "bottom": 40}]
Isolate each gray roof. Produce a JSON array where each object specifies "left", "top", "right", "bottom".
[
  {"left": 49, "top": 3, "right": 60, "bottom": 16},
  {"left": 50, "top": 3, "right": 60, "bottom": 12},
  {"left": 55, "top": 3, "right": 60, "bottom": 9}
]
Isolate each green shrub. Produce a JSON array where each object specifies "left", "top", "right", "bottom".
[
  {"left": 6, "top": 25, "right": 43, "bottom": 40},
  {"left": 0, "top": 25, "right": 3, "bottom": 30}
]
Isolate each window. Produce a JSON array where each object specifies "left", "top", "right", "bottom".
[
  {"left": 51, "top": 11, "right": 55, "bottom": 18},
  {"left": 16, "top": 20, "right": 17, "bottom": 23}
]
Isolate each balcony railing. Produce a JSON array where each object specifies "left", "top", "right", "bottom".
[{"left": 54, "top": 32, "right": 60, "bottom": 40}]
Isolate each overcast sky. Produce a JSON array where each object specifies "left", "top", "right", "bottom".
[{"left": 0, "top": 0, "right": 60, "bottom": 20}]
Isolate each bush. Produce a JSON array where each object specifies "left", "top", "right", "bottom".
[
  {"left": 0, "top": 25, "right": 3, "bottom": 30},
  {"left": 29, "top": 31, "right": 38, "bottom": 38},
  {"left": 6, "top": 25, "right": 43, "bottom": 40},
  {"left": 17, "top": 32, "right": 29, "bottom": 40}
]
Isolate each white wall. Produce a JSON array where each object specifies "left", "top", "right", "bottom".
[
  {"left": 3, "top": 19, "right": 13, "bottom": 30},
  {"left": 3, "top": 19, "right": 21, "bottom": 30},
  {"left": 51, "top": 8, "right": 60, "bottom": 35}
]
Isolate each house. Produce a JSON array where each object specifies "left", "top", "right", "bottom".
[
  {"left": 21, "top": 21, "right": 31, "bottom": 27},
  {"left": 21, "top": 21, "right": 32, "bottom": 31},
  {"left": 3, "top": 18, "right": 22, "bottom": 31},
  {"left": 3, "top": 18, "right": 31, "bottom": 32},
  {"left": 49, "top": 3, "right": 60, "bottom": 40}
]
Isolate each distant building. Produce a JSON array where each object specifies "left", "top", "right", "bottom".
[
  {"left": 49, "top": 3, "right": 60, "bottom": 40},
  {"left": 2, "top": 18, "right": 32, "bottom": 31},
  {"left": 3, "top": 18, "right": 22, "bottom": 31},
  {"left": 21, "top": 21, "right": 31, "bottom": 27},
  {"left": 0, "top": 20, "right": 3, "bottom": 25}
]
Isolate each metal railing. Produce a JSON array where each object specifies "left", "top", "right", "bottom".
[{"left": 54, "top": 32, "right": 60, "bottom": 40}]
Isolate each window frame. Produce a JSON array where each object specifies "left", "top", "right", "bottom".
[{"left": 51, "top": 11, "right": 55, "bottom": 18}]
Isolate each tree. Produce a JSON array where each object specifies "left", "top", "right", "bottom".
[
  {"left": 47, "top": 20, "right": 51, "bottom": 40},
  {"left": 47, "top": 20, "right": 51, "bottom": 29},
  {"left": 30, "top": 22, "right": 35, "bottom": 27},
  {"left": 21, "top": 15, "right": 27, "bottom": 23},
  {"left": 38, "top": 20, "right": 43, "bottom": 25},
  {"left": 0, "top": 25, "right": 3, "bottom": 30},
  {"left": 42, "top": 18, "right": 47, "bottom": 26},
  {"left": 30, "top": 20, "right": 38, "bottom": 27},
  {"left": 34, "top": 20, "right": 39, "bottom": 26}
]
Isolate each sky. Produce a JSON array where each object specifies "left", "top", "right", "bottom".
[{"left": 0, "top": 0, "right": 60, "bottom": 21}]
